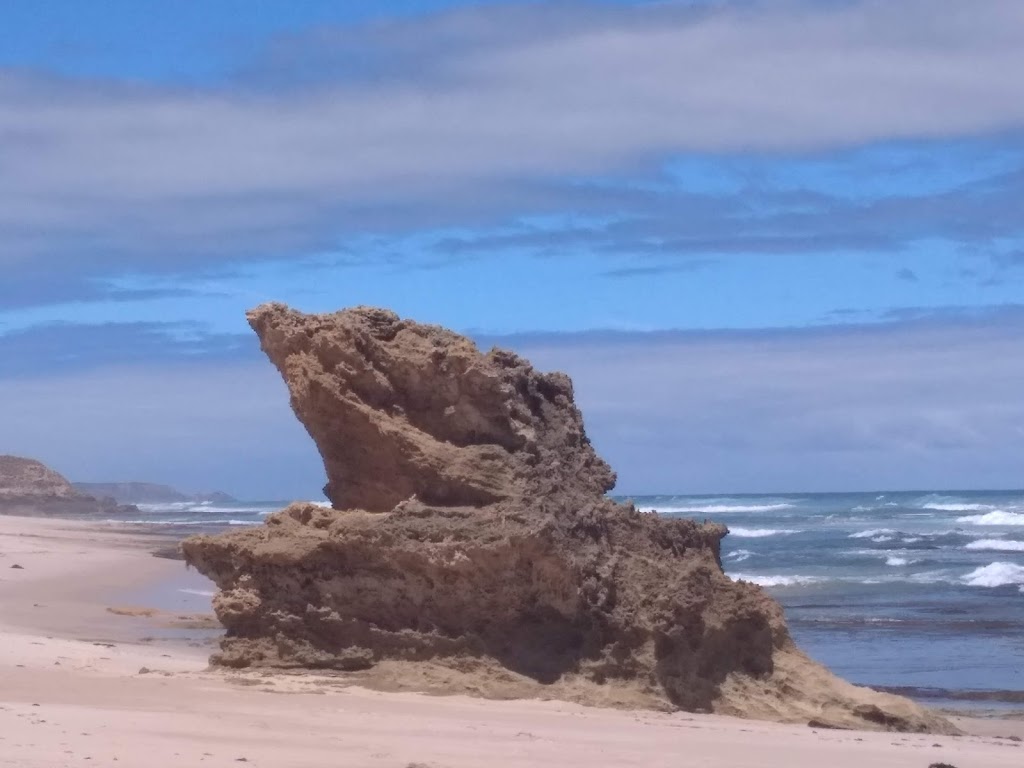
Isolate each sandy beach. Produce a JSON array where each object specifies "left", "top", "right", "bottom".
[{"left": 0, "top": 515, "right": 1019, "bottom": 767}]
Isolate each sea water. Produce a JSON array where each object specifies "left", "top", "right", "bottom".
[
  {"left": 111, "top": 490, "right": 1024, "bottom": 711},
  {"left": 633, "top": 490, "right": 1024, "bottom": 711}
]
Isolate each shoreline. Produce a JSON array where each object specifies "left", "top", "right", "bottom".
[
  {"left": 102, "top": 514, "right": 1024, "bottom": 719},
  {"left": 1, "top": 514, "right": 1022, "bottom": 767}
]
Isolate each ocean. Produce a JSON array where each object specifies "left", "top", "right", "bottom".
[{"left": 111, "top": 489, "right": 1024, "bottom": 713}]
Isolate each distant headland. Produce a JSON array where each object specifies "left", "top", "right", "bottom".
[
  {"left": 71, "top": 482, "right": 237, "bottom": 505},
  {"left": 0, "top": 454, "right": 135, "bottom": 518}
]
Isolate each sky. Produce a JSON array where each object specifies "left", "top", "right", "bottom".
[{"left": 1, "top": 0, "right": 1023, "bottom": 498}]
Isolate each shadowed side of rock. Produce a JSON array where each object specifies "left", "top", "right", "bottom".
[{"left": 182, "top": 303, "right": 956, "bottom": 735}]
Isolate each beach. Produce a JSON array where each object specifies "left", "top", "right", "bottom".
[{"left": 1, "top": 515, "right": 1021, "bottom": 767}]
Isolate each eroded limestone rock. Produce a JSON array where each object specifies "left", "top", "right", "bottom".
[
  {"left": 182, "top": 304, "right": 955, "bottom": 734},
  {"left": 245, "top": 303, "right": 614, "bottom": 511}
]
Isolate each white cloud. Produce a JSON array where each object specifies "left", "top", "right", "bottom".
[
  {"left": 1, "top": 0, "right": 1023, "bottom": 272},
  {"left": 507, "top": 311, "right": 1024, "bottom": 493}
]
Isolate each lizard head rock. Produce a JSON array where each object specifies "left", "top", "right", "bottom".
[
  {"left": 182, "top": 303, "right": 954, "bottom": 734},
  {"left": 244, "top": 303, "right": 616, "bottom": 512}
]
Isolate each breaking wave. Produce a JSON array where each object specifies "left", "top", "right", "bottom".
[
  {"left": 731, "top": 573, "right": 821, "bottom": 587},
  {"left": 110, "top": 519, "right": 259, "bottom": 526},
  {"left": 885, "top": 556, "right": 919, "bottom": 567},
  {"left": 728, "top": 527, "right": 801, "bottom": 538},
  {"left": 724, "top": 549, "right": 755, "bottom": 562},
  {"left": 957, "top": 510, "right": 1024, "bottom": 526},
  {"left": 646, "top": 503, "right": 794, "bottom": 514},
  {"left": 849, "top": 529, "right": 896, "bottom": 539},
  {"left": 922, "top": 503, "right": 992, "bottom": 512},
  {"left": 178, "top": 588, "right": 216, "bottom": 598},
  {"left": 962, "top": 562, "right": 1024, "bottom": 588},
  {"left": 964, "top": 539, "right": 1024, "bottom": 552}
]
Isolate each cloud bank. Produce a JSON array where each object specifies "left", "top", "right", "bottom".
[
  {"left": 2, "top": 0, "right": 1024, "bottom": 286},
  {"left": 497, "top": 309, "right": 1024, "bottom": 493},
  {"left": 3, "top": 310, "right": 1021, "bottom": 496}
]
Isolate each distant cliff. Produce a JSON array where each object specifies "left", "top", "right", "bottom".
[
  {"left": 0, "top": 455, "right": 137, "bottom": 518},
  {"left": 72, "top": 482, "right": 237, "bottom": 505}
]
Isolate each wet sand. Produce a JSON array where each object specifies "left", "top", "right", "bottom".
[{"left": 1, "top": 515, "right": 1021, "bottom": 767}]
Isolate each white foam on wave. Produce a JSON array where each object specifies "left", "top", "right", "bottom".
[
  {"left": 112, "top": 519, "right": 208, "bottom": 525},
  {"left": 178, "top": 588, "right": 216, "bottom": 598},
  {"left": 871, "top": 535, "right": 894, "bottom": 543},
  {"left": 957, "top": 510, "right": 1024, "bottom": 526},
  {"left": 725, "top": 549, "right": 755, "bottom": 562},
  {"left": 138, "top": 501, "right": 270, "bottom": 515},
  {"left": 728, "top": 527, "right": 800, "bottom": 538},
  {"left": 202, "top": 506, "right": 273, "bottom": 514},
  {"left": 885, "top": 556, "right": 918, "bottom": 567},
  {"left": 731, "top": 573, "right": 820, "bottom": 587},
  {"left": 108, "top": 518, "right": 258, "bottom": 526},
  {"left": 923, "top": 503, "right": 992, "bottom": 512},
  {"left": 962, "top": 562, "right": 1024, "bottom": 588},
  {"left": 965, "top": 539, "right": 1024, "bottom": 553},
  {"left": 135, "top": 502, "right": 198, "bottom": 513},
  {"left": 643, "top": 503, "right": 793, "bottom": 514},
  {"left": 849, "top": 529, "right": 896, "bottom": 539}
]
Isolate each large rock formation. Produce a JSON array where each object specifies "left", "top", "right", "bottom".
[
  {"left": 0, "top": 455, "right": 135, "bottom": 518},
  {"left": 182, "top": 304, "right": 954, "bottom": 733},
  {"left": 243, "top": 303, "right": 614, "bottom": 512}
]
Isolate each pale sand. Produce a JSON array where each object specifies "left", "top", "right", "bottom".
[{"left": 1, "top": 516, "right": 1021, "bottom": 768}]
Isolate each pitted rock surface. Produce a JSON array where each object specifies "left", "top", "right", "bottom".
[
  {"left": 182, "top": 304, "right": 955, "bottom": 734},
  {"left": 245, "top": 303, "right": 615, "bottom": 511}
]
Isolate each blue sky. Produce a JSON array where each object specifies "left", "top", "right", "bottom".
[{"left": 1, "top": 1, "right": 1023, "bottom": 497}]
